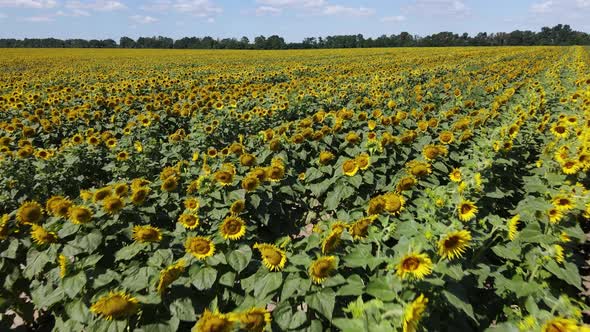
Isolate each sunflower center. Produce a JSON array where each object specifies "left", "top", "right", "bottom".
[
  {"left": 224, "top": 219, "right": 241, "bottom": 234},
  {"left": 558, "top": 199, "right": 570, "bottom": 206},
  {"left": 191, "top": 239, "right": 211, "bottom": 254},
  {"left": 23, "top": 206, "right": 41, "bottom": 221},
  {"left": 261, "top": 248, "right": 282, "bottom": 266},
  {"left": 102, "top": 296, "right": 134, "bottom": 318},
  {"left": 444, "top": 236, "right": 460, "bottom": 249},
  {"left": 460, "top": 204, "right": 472, "bottom": 214},
  {"left": 312, "top": 261, "right": 332, "bottom": 277},
  {"left": 201, "top": 316, "right": 231, "bottom": 332},
  {"left": 402, "top": 257, "right": 420, "bottom": 271},
  {"left": 555, "top": 126, "right": 565, "bottom": 133}
]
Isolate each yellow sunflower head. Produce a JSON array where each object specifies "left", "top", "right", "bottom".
[
  {"left": 156, "top": 260, "right": 186, "bottom": 296},
  {"left": 547, "top": 208, "right": 563, "bottom": 224},
  {"left": 383, "top": 192, "right": 405, "bottom": 215},
  {"left": 240, "top": 153, "right": 257, "bottom": 167},
  {"left": 322, "top": 229, "right": 342, "bottom": 254},
  {"left": 457, "top": 200, "right": 478, "bottom": 222},
  {"left": 403, "top": 294, "right": 428, "bottom": 332},
  {"left": 132, "top": 225, "right": 162, "bottom": 243},
  {"left": 30, "top": 224, "right": 58, "bottom": 245},
  {"left": 552, "top": 195, "right": 574, "bottom": 211},
  {"left": 195, "top": 309, "right": 234, "bottom": 332},
  {"left": 266, "top": 165, "right": 285, "bottom": 182},
  {"left": 241, "top": 176, "right": 260, "bottom": 192},
  {"left": 508, "top": 214, "right": 520, "bottom": 240},
  {"left": 234, "top": 307, "right": 271, "bottom": 332},
  {"left": 449, "top": 168, "right": 462, "bottom": 182},
  {"left": 540, "top": 317, "right": 577, "bottom": 332},
  {"left": 68, "top": 205, "right": 93, "bottom": 224},
  {"left": 230, "top": 200, "right": 246, "bottom": 215},
  {"left": 103, "top": 196, "right": 125, "bottom": 214},
  {"left": 220, "top": 216, "right": 246, "bottom": 240},
  {"left": 185, "top": 236, "right": 215, "bottom": 260},
  {"left": 438, "top": 230, "right": 471, "bottom": 260},
  {"left": 366, "top": 195, "right": 386, "bottom": 215},
  {"left": 396, "top": 252, "right": 433, "bottom": 280},
  {"left": 309, "top": 256, "right": 337, "bottom": 284},
  {"left": 58, "top": 254, "right": 68, "bottom": 278},
  {"left": 397, "top": 176, "right": 417, "bottom": 192},
  {"left": 439, "top": 131, "right": 454, "bottom": 144},
  {"left": 356, "top": 153, "right": 370, "bottom": 170},
  {"left": 319, "top": 151, "right": 335, "bottom": 165},
  {"left": 17, "top": 201, "right": 44, "bottom": 225},
  {"left": 161, "top": 176, "right": 179, "bottom": 192},
  {"left": 342, "top": 159, "right": 359, "bottom": 177},
  {"left": 131, "top": 187, "right": 150, "bottom": 205},
  {"left": 93, "top": 186, "right": 112, "bottom": 202},
  {"left": 349, "top": 216, "right": 376, "bottom": 240},
  {"left": 253, "top": 243, "right": 287, "bottom": 271},
  {"left": 90, "top": 291, "right": 139, "bottom": 320}
]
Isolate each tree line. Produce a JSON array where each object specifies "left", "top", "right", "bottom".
[{"left": 1, "top": 24, "right": 588, "bottom": 49}]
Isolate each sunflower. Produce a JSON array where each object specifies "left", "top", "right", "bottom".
[
  {"left": 383, "top": 192, "right": 405, "bottom": 215},
  {"left": 438, "top": 230, "right": 471, "bottom": 260},
  {"left": 552, "top": 195, "right": 574, "bottom": 211},
  {"left": 541, "top": 317, "right": 577, "bottom": 332},
  {"left": 230, "top": 200, "right": 245, "bottom": 215},
  {"left": 220, "top": 216, "right": 246, "bottom": 240},
  {"left": 156, "top": 260, "right": 185, "bottom": 295},
  {"left": 309, "top": 256, "right": 337, "bottom": 284},
  {"left": 178, "top": 213, "right": 199, "bottom": 230},
  {"left": 249, "top": 167, "right": 268, "bottom": 182},
  {"left": 439, "top": 131, "right": 454, "bottom": 144},
  {"left": 397, "top": 176, "right": 417, "bottom": 192},
  {"left": 457, "top": 200, "right": 478, "bottom": 222},
  {"left": 507, "top": 215, "right": 519, "bottom": 240},
  {"left": 116, "top": 151, "right": 129, "bottom": 161},
  {"left": 90, "top": 291, "right": 139, "bottom": 320},
  {"left": 103, "top": 196, "right": 124, "bottom": 214},
  {"left": 17, "top": 201, "right": 43, "bottom": 225},
  {"left": 319, "top": 151, "right": 335, "bottom": 165},
  {"left": 93, "top": 186, "right": 112, "bottom": 202},
  {"left": 554, "top": 244, "right": 564, "bottom": 263},
  {"left": 266, "top": 165, "right": 285, "bottom": 182},
  {"left": 253, "top": 243, "right": 287, "bottom": 271},
  {"left": 234, "top": 307, "right": 271, "bottom": 332},
  {"left": 131, "top": 187, "right": 150, "bottom": 205},
  {"left": 58, "top": 254, "right": 68, "bottom": 278},
  {"left": 185, "top": 236, "right": 215, "bottom": 260},
  {"left": 322, "top": 229, "right": 342, "bottom": 254},
  {"left": 161, "top": 176, "right": 178, "bottom": 192},
  {"left": 366, "top": 195, "right": 386, "bottom": 215},
  {"left": 349, "top": 216, "right": 375, "bottom": 239},
  {"left": 408, "top": 161, "right": 431, "bottom": 178},
  {"left": 356, "top": 153, "right": 370, "bottom": 170},
  {"left": 396, "top": 252, "right": 433, "bottom": 279},
  {"left": 342, "top": 159, "right": 359, "bottom": 176},
  {"left": 194, "top": 309, "right": 234, "bottom": 332},
  {"left": 241, "top": 176, "right": 260, "bottom": 192},
  {"left": 46, "top": 196, "right": 68, "bottom": 216},
  {"left": 0, "top": 214, "right": 9, "bottom": 240},
  {"left": 114, "top": 183, "right": 129, "bottom": 197},
  {"left": 422, "top": 145, "right": 447, "bottom": 161},
  {"left": 561, "top": 159, "right": 580, "bottom": 175},
  {"left": 240, "top": 153, "right": 256, "bottom": 167},
  {"left": 402, "top": 294, "right": 428, "bottom": 332},
  {"left": 449, "top": 168, "right": 462, "bottom": 182},
  {"left": 132, "top": 225, "right": 162, "bottom": 243},
  {"left": 30, "top": 224, "right": 58, "bottom": 245},
  {"left": 550, "top": 123, "right": 568, "bottom": 138},
  {"left": 345, "top": 131, "right": 360, "bottom": 144},
  {"left": 68, "top": 205, "right": 93, "bottom": 224},
  {"left": 547, "top": 208, "right": 564, "bottom": 224}
]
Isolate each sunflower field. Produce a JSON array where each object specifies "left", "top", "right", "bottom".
[{"left": 0, "top": 46, "right": 590, "bottom": 331}]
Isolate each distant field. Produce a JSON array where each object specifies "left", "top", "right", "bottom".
[{"left": 0, "top": 47, "right": 589, "bottom": 331}]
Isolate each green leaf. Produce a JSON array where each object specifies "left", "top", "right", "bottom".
[
  {"left": 227, "top": 245, "right": 252, "bottom": 273},
  {"left": 306, "top": 288, "right": 336, "bottom": 320},
  {"left": 63, "top": 272, "right": 87, "bottom": 298},
  {"left": 24, "top": 250, "right": 50, "bottom": 279},
  {"left": 443, "top": 288, "right": 476, "bottom": 322},
  {"left": 544, "top": 260, "right": 582, "bottom": 289},
  {"left": 137, "top": 317, "right": 180, "bottom": 332},
  {"left": 191, "top": 267, "right": 217, "bottom": 291},
  {"left": 115, "top": 243, "right": 147, "bottom": 261},
  {"left": 281, "top": 273, "right": 310, "bottom": 299},
  {"left": 170, "top": 297, "right": 196, "bottom": 321},
  {"left": 65, "top": 300, "right": 92, "bottom": 323},
  {"left": 492, "top": 245, "right": 521, "bottom": 261},
  {"left": 253, "top": 272, "right": 282, "bottom": 298},
  {"left": 219, "top": 271, "right": 236, "bottom": 287},
  {"left": 333, "top": 318, "right": 366, "bottom": 332},
  {"left": 366, "top": 278, "right": 396, "bottom": 302},
  {"left": 337, "top": 275, "right": 365, "bottom": 296}
]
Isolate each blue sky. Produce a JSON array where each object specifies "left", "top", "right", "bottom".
[{"left": 0, "top": 0, "right": 589, "bottom": 42}]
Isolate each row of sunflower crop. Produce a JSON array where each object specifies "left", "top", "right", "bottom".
[{"left": 0, "top": 46, "right": 589, "bottom": 331}]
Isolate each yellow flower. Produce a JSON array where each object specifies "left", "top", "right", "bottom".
[
  {"left": 178, "top": 213, "right": 200, "bottom": 230},
  {"left": 161, "top": 176, "right": 179, "bottom": 192},
  {"left": 518, "top": 315, "right": 537, "bottom": 331},
  {"left": 156, "top": 260, "right": 185, "bottom": 295},
  {"left": 349, "top": 216, "right": 376, "bottom": 240},
  {"left": 30, "top": 224, "right": 58, "bottom": 245},
  {"left": 0, "top": 214, "right": 9, "bottom": 240},
  {"left": 396, "top": 252, "right": 433, "bottom": 280},
  {"left": 548, "top": 208, "right": 564, "bottom": 224},
  {"left": 508, "top": 215, "right": 519, "bottom": 240},
  {"left": 438, "top": 230, "right": 471, "bottom": 260},
  {"left": 68, "top": 205, "right": 93, "bottom": 224},
  {"left": 253, "top": 243, "right": 287, "bottom": 271},
  {"left": 103, "top": 196, "right": 125, "bottom": 214},
  {"left": 185, "top": 236, "right": 215, "bottom": 260},
  {"left": 241, "top": 176, "right": 260, "bottom": 192},
  {"left": 322, "top": 229, "right": 342, "bottom": 254},
  {"left": 266, "top": 165, "right": 285, "bottom": 182},
  {"left": 554, "top": 244, "right": 565, "bottom": 263},
  {"left": 90, "top": 291, "right": 139, "bottom": 320},
  {"left": 552, "top": 195, "right": 574, "bottom": 211},
  {"left": 194, "top": 309, "right": 234, "bottom": 332},
  {"left": 366, "top": 195, "right": 386, "bottom": 215},
  {"left": 131, "top": 187, "right": 150, "bottom": 205},
  {"left": 541, "top": 317, "right": 578, "bottom": 332},
  {"left": 561, "top": 159, "right": 580, "bottom": 174},
  {"left": 234, "top": 307, "right": 271, "bottom": 332},
  {"left": 59, "top": 254, "right": 68, "bottom": 278},
  {"left": 46, "top": 196, "right": 72, "bottom": 217},
  {"left": 17, "top": 201, "right": 44, "bottom": 225},
  {"left": 439, "top": 131, "right": 454, "bottom": 144},
  {"left": 134, "top": 141, "right": 143, "bottom": 152},
  {"left": 93, "top": 186, "right": 112, "bottom": 202},
  {"left": 356, "top": 153, "right": 370, "bottom": 170},
  {"left": 132, "top": 225, "right": 162, "bottom": 243},
  {"left": 229, "top": 200, "right": 245, "bottom": 215},
  {"left": 457, "top": 200, "right": 478, "bottom": 222},
  {"left": 220, "top": 216, "right": 246, "bottom": 240},
  {"left": 403, "top": 294, "right": 428, "bottom": 332},
  {"left": 449, "top": 168, "right": 462, "bottom": 182},
  {"left": 309, "top": 256, "right": 337, "bottom": 284},
  {"left": 342, "top": 159, "right": 359, "bottom": 176},
  {"left": 383, "top": 192, "right": 405, "bottom": 215}
]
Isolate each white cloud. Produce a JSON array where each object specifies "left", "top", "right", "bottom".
[
  {"left": 0, "top": 12, "right": 6, "bottom": 18},
  {"left": 381, "top": 15, "right": 406, "bottom": 23},
  {"left": 405, "top": 0, "right": 469, "bottom": 17},
  {"left": 256, "top": 0, "right": 325, "bottom": 7},
  {"left": 0, "top": 0, "right": 57, "bottom": 8},
  {"left": 23, "top": 14, "right": 54, "bottom": 21},
  {"left": 65, "top": 0, "right": 126, "bottom": 11},
  {"left": 56, "top": 9, "right": 91, "bottom": 16},
  {"left": 141, "top": 0, "right": 222, "bottom": 18},
  {"left": 322, "top": 5, "right": 374, "bottom": 16},
  {"left": 531, "top": 0, "right": 554, "bottom": 13},
  {"left": 129, "top": 14, "right": 158, "bottom": 23},
  {"left": 255, "top": 5, "right": 282, "bottom": 15},
  {"left": 576, "top": 0, "right": 590, "bottom": 7}
]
